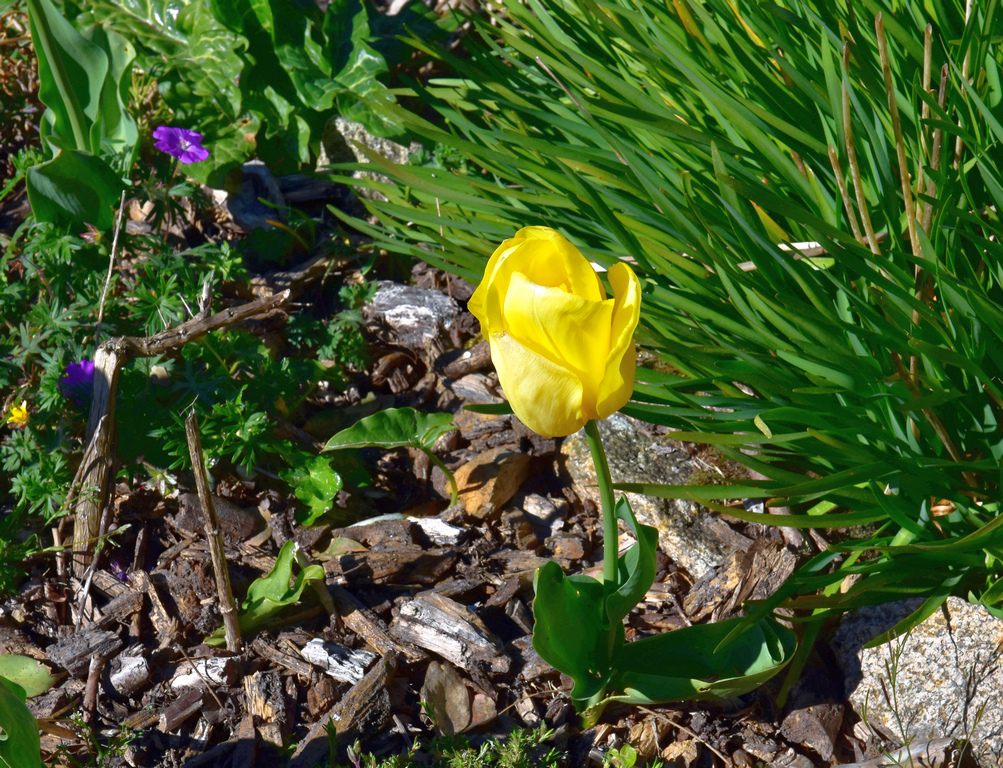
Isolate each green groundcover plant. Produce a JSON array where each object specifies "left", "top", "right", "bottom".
[{"left": 330, "top": 0, "right": 1003, "bottom": 684}]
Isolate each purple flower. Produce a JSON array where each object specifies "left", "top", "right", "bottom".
[
  {"left": 60, "top": 359, "right": 95, "bottom": 406},
  {"left": 153, "top": 126, "right": 209, "bottom": 164}
]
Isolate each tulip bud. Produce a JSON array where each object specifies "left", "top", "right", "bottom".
[{"left": 468, "top": 227, "right": 641, "bottom": 437}]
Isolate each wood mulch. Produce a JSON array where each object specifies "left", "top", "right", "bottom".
[{"left": 0, "top": 232, "right": 916, "bottom": 767}]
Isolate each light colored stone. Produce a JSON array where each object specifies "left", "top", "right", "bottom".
[
  {"left": 454, "top": 447, "right": 531, "bottom": 520},
  {"left": 318, "top": 117, "right": 420, "bottom": 202},
  {"left": 410, "top": 516, "right": 466, "bottom": 546},
  {"left": 364, "top": 281, "right": 460, "bottom": 363},
  {"left": 833, "top": 597, "right": 1003, "bottom": 764},
  {"left": 420, "top": 661, "right": 471, "bottom": 736},
  {"left": 560, "top": 413, "right": 751, "bottom": 578}
]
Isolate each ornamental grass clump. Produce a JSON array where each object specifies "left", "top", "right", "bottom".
[{"left": 330, "top": 0, "right": 1003, "bottom": 700}]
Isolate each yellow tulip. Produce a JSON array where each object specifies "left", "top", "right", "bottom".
[{"left": 468, "top": 227, "right": 641, "bottom": 437}]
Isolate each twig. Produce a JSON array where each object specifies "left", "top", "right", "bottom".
[
  {"left": 74, "top": 499, "right": 113, "bottom": 631},
  {"left": 843, "top": 46, "right": 881, "bottom": 256},
  {"left": 185, "top": 411, "right": 242, "bottom": 653},
  {"left": 82, "top": 655, "right": 106, "bottom": 727},
  {"left": 954, "top": 0, "right": 974, "bottom": 169},
  {"left": 95, "top": 190, "right": 127, "bottom": 343},
  {"left": 70, "top": 284, "right": 291, "bottom": 576},
  {"left": 914, "top": 24, "right": 933, "bottom": 222},
  {"left": 921, "top": 66, "right": 949, "bottom": 235},
  {"left": 876, "top": 14, "right": 919, "bottom": 260},
  {"left": 828, "top": 144, "right": 864, "bottom": 242}
]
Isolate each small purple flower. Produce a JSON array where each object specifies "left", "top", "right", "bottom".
[
  {"left": 60, "top": 359, "right": 95, "bottom": 406},
  {"left": 153, "top": 126, "right": 210, "bottom": 164}
]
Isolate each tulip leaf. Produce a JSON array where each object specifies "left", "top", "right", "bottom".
[
  {"left": 26, "top": 146, "right": 125, "bottom": 230},
  {"left": 0, "top": 657, "right": 56, "bottom": 700},
  {"left": 26, "top": 0, "right": 107, "bottom": 154},
  {"left": 205, "top": 541, "right": 324, "bottom": 646},
  {"left": 532, "top": 561, "right": 620, "bottom": 705},
  {"left": 323, "top": 407, "right": 455, "bottom": 452},
  {"left": 607, "top": 616, "right": 796, "bottom": 705},
  {"left": 0, "top": 676, "right": 44, "bottom": 768},
  {"left": 606, "top": 496, "right": 658, "bottom": 628}
]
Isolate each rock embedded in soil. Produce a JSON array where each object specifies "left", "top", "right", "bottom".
[
  {"left": 833, "top": 596, "right": 1003, "bottom": 764},
  {"left": 420, "top": 660, "right": 472, "bottom": 736},
  {"left": 454, "top": 446, "right": 532, "bottom": 520},
  {"left": 560, "top": 412, "right": 752, "bottom": 578},
  {"left": 364, "top": 281, "right": 462, "bottom": 364}
]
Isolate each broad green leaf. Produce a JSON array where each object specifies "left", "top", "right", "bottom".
[
  {"left": 323, "top": 408, "right": 455, "bottom": 452},
  {"left": 0, "top": 676, "right": 43, "bottom": 768},
  {"left": 0, "top": 658, "right": 56, "bottom": 699},
  {"left": 77, "top": 0, "right": 189, "bottom": 57},
  {"left": 532, "top": 562, "right": 619, "bottom": 705},
  {"left": 26, "top": 146, "right": 125, "bottom": 229},
  {"left": 27, "top": 0, "right": 107, "bottom": 153},
  {"left": 84, "top": 24, "right": 138, "bottom": 160},
  {"left": 280, "top": 454, "right": 343, "bottom": 526},
  {"left": 609, "top": 617, "right": 796, "bottom": 704}
]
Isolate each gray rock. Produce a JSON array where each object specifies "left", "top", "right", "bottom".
[
  {"left": 319, "top": 117, "right": 421, "bottom": 202},
  {"left": 833, "top": 597, "right": 1003, "bottom": 764},
  {"left": 559, "top": 413, "right": 751, "bottom": 578},
  {"left": 365, "top": 281, "right": 460, "bottom": 363}
]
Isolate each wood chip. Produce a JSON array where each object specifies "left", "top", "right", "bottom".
[
  {"left": 87, "top": 589, "right": 143, "bottom": 630},
  {"left": 250, "top": 636, "right": 314, "bottom": 678},
  {"left": 130, "top": 570, "right": 177, "bottom": 643},
  {"left": 47, "top": 628, "right": 122, "bottom": 678},
  {"left": 244, "top": 670, "right": 286, "bottom": 746},
  {"left": 332, "top": 547, "right": 456, "bottom": 585},
  {"left": 328, "top": 585, "right": 426, "bottom": 663},
  {"left": 299, "top": 638, "right": 376, "bottom": 684},
  {"left": 159, "top": 687, "right": 204, "bottom": 732},
  {"left": 288, "top": 652, "right": 398, "bottom": 768},
  {"left": 390, "top": 592, "right": 509, "bottom": 674},
  {"left": 89, "top": 569, "right": 132, "bottom": 599},
  {"left": 109, "top": 653, "right": 150, "bottom": 697}
]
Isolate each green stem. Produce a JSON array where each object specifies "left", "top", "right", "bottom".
[
  {"left": 424, "top": 449, "right": 458, "bottom": 508},
  {"left": 584, "top": 419, "right": 617, "bottom": 590}
]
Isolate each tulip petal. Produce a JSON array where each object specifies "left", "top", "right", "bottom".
[
  {"left": 511, "top": 228, "right": 605, "bottom": 302},
  {"left": 596, "top": 262, "right": 642, "bottom": 417},
  {"left": 468, "top": 228, "right": 605, "bottom": 340},
  {"left": 490, "top": 333, "right": 586, "bottom": 437},
  {"left": 468, "top": 237, "right": 524, "bottom": 333},
  {"left": 503, "top": 271, "right": 613, "bottom": 404}
]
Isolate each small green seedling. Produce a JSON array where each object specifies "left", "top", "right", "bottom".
[{"left": 205, "top": 541, "right": 324, "bottom": 646}]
